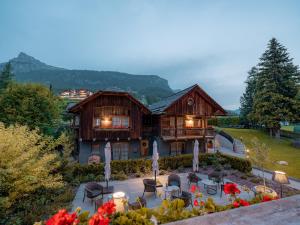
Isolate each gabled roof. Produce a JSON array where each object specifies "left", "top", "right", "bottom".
[
  {"left": 68, "top": 90, "right": 151, "bottom": 114},
  {"left": 149, "top": 84, "right": 226, "bottom": 115}
]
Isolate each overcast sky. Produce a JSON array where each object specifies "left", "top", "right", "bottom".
[{"left": 0, "top": 0, "right": 300, "bottom": 109}]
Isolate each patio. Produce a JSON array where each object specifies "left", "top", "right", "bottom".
[{"left": 72, "top": 172, "right": 255, "bottom": 213}]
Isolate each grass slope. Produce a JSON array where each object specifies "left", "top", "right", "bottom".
[{"left": 222, "top": 128, "right": 300, "bottom": 179}]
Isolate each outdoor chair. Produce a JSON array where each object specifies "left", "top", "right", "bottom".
[
  {"left": 168, "top": 174, "right": 181, "bottom": 191},
  {"left": 187, "top": 172, "right": 202, "bottom": 187},
  {"left": 128, "top": 196, "right": 147, "bottom": 210},
  {"left": 142, "top": 179, "right": 157, "bottom": 197},
  {"left": 171, "top": 191, "right": 192, "bottom": 208},
  {"left": 83, "top": 182, "right": 104, "bottom": 203},
  {"left": 208, "top": 171, "right": 224, "bottom": 186}
]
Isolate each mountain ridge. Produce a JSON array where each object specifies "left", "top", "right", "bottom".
[{"left": 0, "top": 53, "right": 173, "bottom": 104}]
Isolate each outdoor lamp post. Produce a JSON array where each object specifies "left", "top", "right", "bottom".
[{"left": 272, "top": 171, "right": 290, "bottom": 198}]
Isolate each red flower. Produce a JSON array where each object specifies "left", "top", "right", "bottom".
[
  {"left": 190, "top": 185, "right": 197, "bottom": 193},
  {"left": 200, "top": 201, "right": 205, "bottom": 206},
  {"left": 239, "top": 199, "right": 250, "bottom": 206},
  {"left": 233, "top": 201, "right": 240, "bottom": 208},
  {"left": 46, "top": 209, "right": 78, "bottom": 225},
  {"left": 89, "top": 214, "right": 109, "bottom": 225},
  {"left": 193, "top": 199, "right": 199, "bottom": 206},
  {"left": 100, "top": 201, "right": 116, "bottom": 216},
  {"left": 223, "top": 183, "right": 241, "bottom": 195},
  {"left": 262, "top": 195, "right": 273, "bottom": 202},
  {"left": 89, "top": 200, "right": 116, "bottom": 225}
]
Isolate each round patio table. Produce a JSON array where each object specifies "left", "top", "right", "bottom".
[
  {"left": 201, "top": 179, "right": 218, "bottom": 195},
  {"left": 163, "top": 185, "right": 180, "bottom": 199}
]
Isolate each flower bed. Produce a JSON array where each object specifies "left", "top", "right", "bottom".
[{"left": 36, "top": 184, "right": 278, "bottom": 225}]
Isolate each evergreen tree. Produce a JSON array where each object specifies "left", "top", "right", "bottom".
[
  {"left": 0, "top": 62, "right": 14, "bottom": 92},
  {"left": 250, "top": 38, "right": 300, "bottom": 137},
  {"left": 240, "top": 66, "right": 258, "bottom": 126}
]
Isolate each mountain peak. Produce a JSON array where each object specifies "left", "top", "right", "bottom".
[
  {"left": 17, "top": 52, "right": 34, "bottom": 59},
  {"left": 0, "top": 52, "right": 64, "bottom": 73}
]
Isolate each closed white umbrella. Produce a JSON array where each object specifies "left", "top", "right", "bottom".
[
  {"left": 152, "top": 140, "right": 159, "bottom": 183},
  {"left": 193, "top": 140, "right": 199, "bottom": 172},
  {"left": 104, "top": 142, "right": 111, "bottom": 188}
]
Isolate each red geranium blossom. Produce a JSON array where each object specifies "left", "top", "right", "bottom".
[
  {"left": 239, "top": 199, "right": 250, "bottom": 206},
  {"left": 233, "top": 201, "right": 240, "bottom": 208},
  {"left": 89, "top": 201, "right": 116, "bottom": 225},
  {"left": 46, "top": 209, "right": 78, "bottom": 225},
  {"left": 193, "top": 199, "right": 199, "bottom": 206},
  {"left": 223, "top": 183, "right": 241, "bottom": 195},
  {"left": 100, "top": 201, "right": 116, "bottom": 215},
  {"left": 262, "top": 195, "right": 278, "bottom": 202},
  {"left": 200, "top": 201, "right": 205, "bottom": 206},
  {"left": 190, "top": 185, "right": 197, "bottom": 193},
  {"left": 89, "top": 213, "right": 110, "bottom": 225}
]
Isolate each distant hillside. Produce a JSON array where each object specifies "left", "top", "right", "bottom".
[{"left": 0, "top": 53, "right": 173, "bottom": 104}]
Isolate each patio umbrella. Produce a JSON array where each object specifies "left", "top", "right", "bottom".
[
  {"left": 152, "top": 140, "right": 159, "bottom": 184},
  {"left": 193, "top": 140, "right": 199, "bottom": 172},
  {"left": 104, "top": 142, "right": 111, "bottom": 188}
]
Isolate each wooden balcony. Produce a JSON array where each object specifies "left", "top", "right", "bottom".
[{"left": 161, "top": 127, "right": 215, "bottom": 140}]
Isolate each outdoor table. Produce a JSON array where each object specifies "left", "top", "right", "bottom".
[
  {"left": 163, "top": 185, "right": 180, "bottom": 199},
  {"left": 201, "top": 179, "right": 218, "bottom": 195}
]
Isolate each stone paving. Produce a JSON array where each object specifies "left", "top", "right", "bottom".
[{"left": 72, "top": 172, "right": 255, "bottom": 213}]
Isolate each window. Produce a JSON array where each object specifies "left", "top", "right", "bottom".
[
  {"left": 74, "top": 115, "right": 80, "bottom": 126},
  {"left": 112, "top": 116, "right": 129, "bottom": 128},
  {"left": 112, "top": 142, "right": 129, "bottom": 160},
  {"left": 170, "top": 142, "right": 185, "bottom": 156},
  {"left": 93, "top": 116, "right": 129, "bottom": 129}
]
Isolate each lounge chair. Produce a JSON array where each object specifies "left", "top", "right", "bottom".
[
  {"left": 142, "top": 179, "right": 157, "bottom": 197},
  {"left": 171, "top": 191, "right": 192, "bottom": 207},
  {"left": 168, "top": 174, "right": 181, "bottom": 191},
  {"left": 83, "top": 182, "right": 104, "bottom": 203}
]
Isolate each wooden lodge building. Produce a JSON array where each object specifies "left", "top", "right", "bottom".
[{"left": 68, "top": 84, "right": 226, "bottom": 163}]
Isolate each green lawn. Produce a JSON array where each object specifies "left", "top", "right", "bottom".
[
  {"left": 281, "top": 125, "right": 294, "bottom": 132},
  {"left": 222, "top": 128, "right": 300, "bottom": 179}
]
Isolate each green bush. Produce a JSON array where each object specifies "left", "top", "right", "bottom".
[
  {"left": 208, "top": 116, "right": 241, "bottom": 127},
  {"left": 71, "top": 153, "right": 252, "bottom": 180}
]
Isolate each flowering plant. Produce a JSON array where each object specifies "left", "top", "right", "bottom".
[
  {"left": 45, "top": 209, "right": 79, "bottom": 225},
  {"left": 89, "top": 201, "right": 116, "bottom": 225},
  {"left": 223, "top": 183, "right": 241, "bottom": 197},
  {"left": 189, "top": 185, "right": 205, "bottom": 208},
  {"left": 44, "top": 201, "right": 116, "bottom": 225},
  {"left": 232, "top": 199, "right": 250, "bottom": 208},
  {"left": 262, "top": 195, "right": 279, "bottom": 202}
]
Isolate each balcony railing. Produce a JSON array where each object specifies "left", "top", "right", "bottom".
[{"left": 161, "top": 127, "right": 215, "bottom": 139}]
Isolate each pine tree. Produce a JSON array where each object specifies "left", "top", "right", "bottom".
[
  {"left": 250, "top": 38, "right": 300, "bottom": 138},
  {"left": 0, "top": 62, "right": 14, "bottom": 92},
  {"left": 240, "top": 67, "right": 258, "bottom": 126}
]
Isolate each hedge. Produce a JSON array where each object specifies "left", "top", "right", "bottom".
[
  {"left": 208, "top": 116, "right": 241, "bottom": 128},
  {"left": 71, "top": 153, "right": 252, "bottom": 179}
]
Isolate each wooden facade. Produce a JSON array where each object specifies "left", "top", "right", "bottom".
[
  {"left": 69, "top": 85, "right": 226, "bottom": 162},
  {"left": 150, "top": 85, "right": 226, "bottom": 141},
  {"left": 69, "top": 92, "right": 151, "bottom": 141}
]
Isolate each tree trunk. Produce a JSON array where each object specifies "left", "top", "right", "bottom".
[
  {"left": 274, "top": 128, "right": 280, "bottom": 139},
  {"left": 269, "top": 128, "right": 273, "bottom": 137}
]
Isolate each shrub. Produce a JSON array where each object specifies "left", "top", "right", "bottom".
[{"left": 71, "top": 153, "right": 252, "bottom": 180}]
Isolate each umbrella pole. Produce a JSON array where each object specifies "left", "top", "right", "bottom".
[
  {"left": 106, "top": 179, "right": 108, "bottom": 189},
  {"left": 155, "top": 170, "right": 157, "bottom": 185}
]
